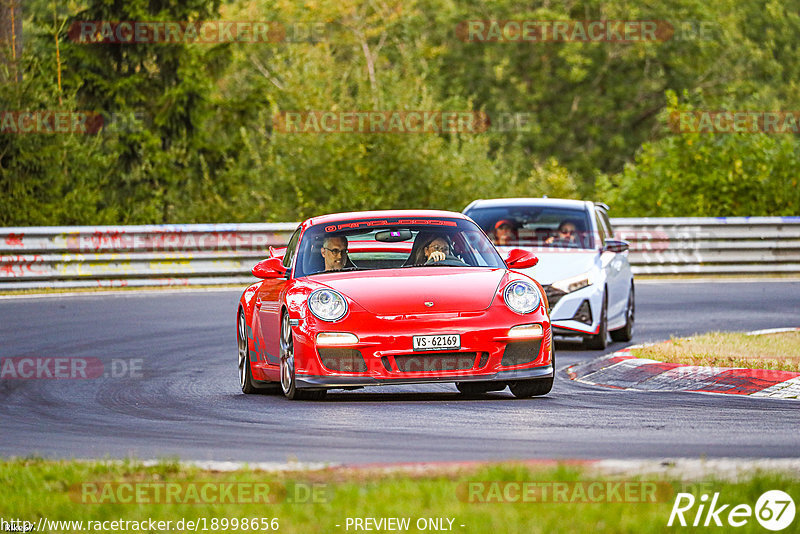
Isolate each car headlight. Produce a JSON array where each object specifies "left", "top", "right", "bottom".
[
  {"left": 308, "top": 289, "right": 348, "bottom": 321},
  {"left": 503, "top": 281, "right": 541, "bottom": 314},
  {"left": 551, "top": 271, "right": 593, "bottom": 293}
]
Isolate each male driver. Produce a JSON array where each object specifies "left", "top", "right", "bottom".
[{"left": 320, "top": 235, "right": 348, "bottom": 271}]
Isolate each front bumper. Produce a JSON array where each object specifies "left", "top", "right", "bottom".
[
  {"left": 297, "top": 364, "right": 553, "bottom": 388},
  {"left": 546, "top": 283, "right": 603, "bottom": 336},
  {"left": 289, "top": 305, "right": 552, "bottom": 389}
]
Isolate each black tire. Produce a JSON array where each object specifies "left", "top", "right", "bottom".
[
  {"left": 456, "top": 381, "right": 505, "bottom": 396},
  {"left": 280, "top": 313, "right": 327, "bottom": 401},
  {"left": 610, "top": 283, "right": 635, "bottom": 342},
  {"left": 238, "top": 308, "right": 280, "bottom": 395},
  {"left": 238, "top": 308, "right": 258, "bottom": 394},
  {"left": 509, "top": 347, "right": 555, "bottom": 398},
  {"left": 583, "top": 291, "right": 608, "bottom": 350}
]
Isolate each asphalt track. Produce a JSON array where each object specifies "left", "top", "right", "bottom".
[{"left": 1, "top": 281, "right": 798, "bottom": 463}]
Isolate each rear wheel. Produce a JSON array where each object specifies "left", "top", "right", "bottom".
[
  {"left": 509, "top": 347, "right": 555, "bottom": 398},
  {"left": 238, "top": 309, "right": 257, "bottom": 394},
  {"left": 610, "top": 283, "right": 635, "bottom": 342},
  {"left": 238, "top": 309, "right": 279, "bottom": 394},
  {"left": 583, "top": 291, "right": 608, "bottom": 350},
  {"left": 280, "top": 313, "right": 326, "bottom": 401}
]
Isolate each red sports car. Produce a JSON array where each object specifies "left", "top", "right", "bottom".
[{"left": 237, "top": 210, "right": 553, "bottom": 400}]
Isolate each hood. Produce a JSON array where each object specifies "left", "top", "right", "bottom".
[
  {"left": 314, "top": 268, "right": 505, "bottom": 315},
  {"left": 498, "top": 247, "right": 598, "bottom": 285}
]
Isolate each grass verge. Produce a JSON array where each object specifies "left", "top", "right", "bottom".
[
  {"left": 1, "top": 458, "right": 798, "bottom": 533},
  {"left": 631, "top": 330, "right": 800, "bottom": 372}
]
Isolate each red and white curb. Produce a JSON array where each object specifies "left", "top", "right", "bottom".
[{"left": 566, "top": 328, "right": 800, "bottom": 399}]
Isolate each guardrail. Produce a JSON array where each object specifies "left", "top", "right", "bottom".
[
  {"left": 0, "top": 224, "right": 298, "bottom": 290},
  {"left": 613, "top": 216, "right": 800, "bottom": 275},
  {"left": 1, "top": 217, "right": 798, "bottom": 289}
]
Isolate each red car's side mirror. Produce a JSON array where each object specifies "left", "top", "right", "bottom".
[
  {"left": 252, "top": 257, "right": 288, "bottom": 279},
  {"left": 269, "top": 245, "right": 286, "bottom": 259},
  {"left": 505, "top": 248, "right": 539, "bottom": 269}
]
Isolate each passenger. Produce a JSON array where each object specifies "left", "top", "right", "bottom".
[
  {"left": 493, "top": 219, "right": 518, "bottom": 246},
  {"left": 320, "top": 235, "right": 349, "bottom": 271}
]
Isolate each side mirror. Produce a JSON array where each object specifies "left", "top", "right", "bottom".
[
  {"left": 505, "top": 248, "right": 539, "bottom": 269},
  {"left": 604, "top": 239, "right": 629, "bottom": 253},
  {"left": 269, "top": 246, "right": 286, "bottom": 259},
  {"left": 252, "top": 257, "right": 288, "bottom": 279}
]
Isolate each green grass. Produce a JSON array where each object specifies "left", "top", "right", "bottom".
[
  {"left": 632, "top": 331, "right": 800, "bottom": 372},
  {"left": 1, "top": 459, "right": 798, "bottom": 533}
]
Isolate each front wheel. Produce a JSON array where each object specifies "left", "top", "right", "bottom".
[
  {"left": 509, "top": 346, "right": 555, "bottom": 398},
  {"left": 583, "top": 291, "right": 608, "bottom": 350},
  {"left": 280, "top": 313, "right": 326, "bottom": 401},
  {"left": 610, "top": 283, "right": 635, "bottom": 342}
]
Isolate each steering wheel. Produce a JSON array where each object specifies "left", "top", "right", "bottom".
[{"left": 426, "top": 257, "right": 469, "bottom": 267}]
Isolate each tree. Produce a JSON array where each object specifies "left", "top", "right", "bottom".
[{"left": 0, "top": 0, "right": 22, "bottom": 82}]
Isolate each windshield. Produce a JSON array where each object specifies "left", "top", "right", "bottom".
[
  {"left": 464, "top": 205, "right": 596, "bottom": 250},
  {"left": 294, "top": 217, "right": 505, "bottom": 277}
]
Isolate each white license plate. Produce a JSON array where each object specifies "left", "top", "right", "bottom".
[{"left": 412, "top": 334, "right": 461, "bottom": 351}]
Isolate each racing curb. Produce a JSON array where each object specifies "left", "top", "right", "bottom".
[{"left": 565, "top": 328, "right": 800, "bottom": 400}]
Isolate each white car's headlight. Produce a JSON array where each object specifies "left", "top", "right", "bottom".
[
  {"left": 308, "top": 289, "right": 348, "bottom": 321},
  {"left": 503, "top": 281, "right": 541, "bottom": 314},
  {"left": 551, "top": 271, "right": 593, "bottom": 293}
]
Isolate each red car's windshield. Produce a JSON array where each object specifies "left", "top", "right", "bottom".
[{"left": 294, "top": 217, "right": 505, "bottom": 277}]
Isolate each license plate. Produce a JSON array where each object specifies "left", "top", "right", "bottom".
[{"left": 412, "top": 334, "right": 460, "bottom": 351}]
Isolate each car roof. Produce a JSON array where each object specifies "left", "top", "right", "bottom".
[
  {"left": 305, "top": 209, "right": 470, "bottom": 227},
  {"left": 464, "top": 198, "right": 591, "bottom": 211}
]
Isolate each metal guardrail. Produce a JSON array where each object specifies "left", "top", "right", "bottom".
[
  {"left": 612, "top": 216, "right": 800, "bottom": 275},
  {"left": 1, "top": 217, "right": 798, "bottom": 289},
  {"left": 0, "top": 223, "right": 298, "bottom": 290}
]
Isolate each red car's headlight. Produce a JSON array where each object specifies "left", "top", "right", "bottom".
[
  {"left": 503, "top": 281, "right": 541, "bottom": 314},
  {"left": 308, "top": 288, "right": 348, "bottom": 321}
]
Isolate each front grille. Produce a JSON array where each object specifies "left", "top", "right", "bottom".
[
  {"left": 501, "top": 340, "right": 542, "bottom": 367},
  {"left": 543, "top": 285, "right": 566, "bottom": 309},
  {"left": 394, "top": 352, "right": 480, "bottom": 373},
  {"left": 318, "top": 348, "right": 367, "bottom": 372}
]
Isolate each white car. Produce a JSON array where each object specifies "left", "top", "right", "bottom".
[{"left": 463, "top": 198, "right": 634, "bottom": 349}]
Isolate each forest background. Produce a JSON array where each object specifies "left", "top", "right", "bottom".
[{"left": 1, "top": 0, "right": 798, "bottom": 225}]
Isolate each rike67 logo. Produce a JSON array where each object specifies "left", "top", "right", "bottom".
[{"left": 668, "top": 490, "right": 795, "bottom": 530}]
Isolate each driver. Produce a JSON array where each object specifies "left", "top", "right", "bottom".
[
  {"left": 423, "top": 236, "right": 451, "bottom": 264},
  {"left": 410, "top": 233, "right": 456, "bottom": 265},
  {"left": 545, "top": 221, "right": 578, "bottom": 245}
]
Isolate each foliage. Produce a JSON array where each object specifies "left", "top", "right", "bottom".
[
  {"left": 596, "top": 92, "right": 800, "bottom": 216},
  {"left": 1, "top": 0, "right": 799, "bottom": 224}
]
